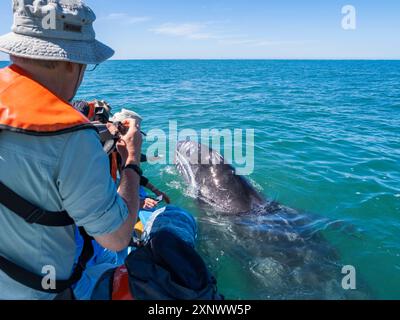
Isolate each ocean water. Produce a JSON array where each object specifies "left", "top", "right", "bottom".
[{"left": 2, "top": 60, "right": 399, "bottom": 299}]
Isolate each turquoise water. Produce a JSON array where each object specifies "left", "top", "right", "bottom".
[
  {"left": 2, "top": 60, "right": 399, "bottom": 299},
  {"left": 77, "top": 60, "right": 399, "bottom": 300}
]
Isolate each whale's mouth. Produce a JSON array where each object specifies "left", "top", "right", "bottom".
[
  {"left": 175, "top": 140, "right": 228, "bottom": 209},
  {"left": 175, "top": 140, "right": 265, "bottom": 214},
  {"left": 175, "top": 140, "right": 225, "bottom": 188},
  {"left": 176, "top": 141, "right": 224, "bottom": 165},
  {"left": 175, "top": 143, "right": 198, "bottom": 190}
]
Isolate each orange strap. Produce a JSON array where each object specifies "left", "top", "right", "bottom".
[
  {"left": 0, "top": 65, "right": 92, "bottom": 135},
  {"left": 87, "top": 101, "right": 96, "bottom": 121},
  {"left": 112, "top": 266, "right": 134, "bottom": 300},
  {"left": 110, "top": 152, "right": 119, "bottom": 182}
]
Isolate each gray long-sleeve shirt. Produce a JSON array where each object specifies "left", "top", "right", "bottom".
[{"left": 0, "top": 128, "right": 129, "bottom": 300}]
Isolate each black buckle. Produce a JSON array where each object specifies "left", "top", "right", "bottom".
[
  {"left": 129, "top": 237, "right": 145, "bottom": 248},
  {"left": 25, "top": 208, "right": 46, "bottom": 224}
]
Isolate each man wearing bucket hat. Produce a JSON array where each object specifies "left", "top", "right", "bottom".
[{"left": 0, "top": 0, "right": 142, "bottom": 299}]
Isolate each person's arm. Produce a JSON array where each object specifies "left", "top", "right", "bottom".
[
  {"left": 58, "top": 119, "right": 142, "bottom": 252},
  {"left": 93, "top": 169, "right": 139, "bottom": 251},
  {"left": 94, "top": 119, "right": 142, "bottom": 251}
]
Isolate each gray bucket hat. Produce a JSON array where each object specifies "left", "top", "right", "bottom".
[{"left": 0, "top": 0, "right": 114, "bottom": 65}]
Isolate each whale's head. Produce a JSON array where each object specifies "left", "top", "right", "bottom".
[{"left": 175, "top": 141, "right": 264, "bottom": 214}]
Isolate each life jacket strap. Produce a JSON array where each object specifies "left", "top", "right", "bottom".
[
  {"left": 0, "top": 181, "right": 94, "bottom": 294},
  {"left": 0, "top": 181, "right": 74, "bottom": 226}
]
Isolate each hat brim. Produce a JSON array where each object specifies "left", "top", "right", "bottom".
[{"left": 0, "top": 32, "right": 114, "bottom": 65}]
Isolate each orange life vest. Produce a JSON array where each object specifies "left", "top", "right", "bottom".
[
  {"left": 0, "top": 64, "right": 97, "bottom": 294},
  {"left": 0, "top": 64, "right": 94, "bottom": 135}
]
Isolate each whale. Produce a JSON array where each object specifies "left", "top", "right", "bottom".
[{"left": 175, "top": 140, "right": 371, "bottom": 299}]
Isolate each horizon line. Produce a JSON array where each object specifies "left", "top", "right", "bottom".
[{"left": 1, "top": 58, "right": 400, "bottom": 62}]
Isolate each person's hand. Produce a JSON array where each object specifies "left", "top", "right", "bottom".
[
  {"left": 116, "top": 119, "right": 142, "bottom": 166},
  {"left": 106, "top": 122, "right": 119, "bottom": 135},
  {"left": 154, "top": 190, "right": 171, "bottom": 204},
  {"left": 141, "top": 198, "right": 159, "bottom": 210}
]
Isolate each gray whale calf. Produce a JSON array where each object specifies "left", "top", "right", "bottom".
[{"left": 175, "top": 140, "right": 371, "bottom": 299}]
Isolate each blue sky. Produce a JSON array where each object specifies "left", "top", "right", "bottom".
[{"left": 0, "top": 0, "right": 399, "bottom": 60}]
